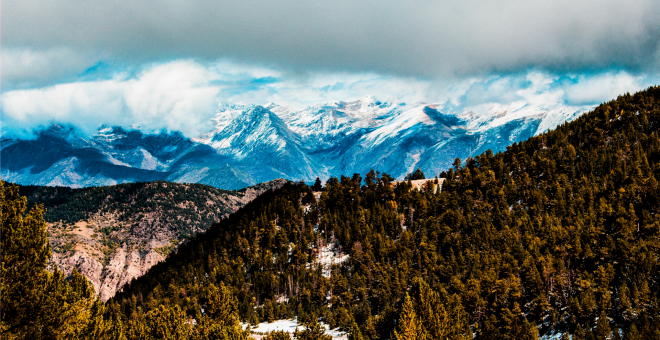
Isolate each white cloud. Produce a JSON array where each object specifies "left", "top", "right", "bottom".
[
  {"left": 2, "top": 59, "right": 659, "bottom": 139},
  {"left": 2, "top": 60, "right": 223, "bottom": 137},
  {"left": 561, "top": 72, "right": 646, "bottom": 105}
]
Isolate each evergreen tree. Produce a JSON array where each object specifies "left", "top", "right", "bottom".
[
  {"left": 393, "top": 293, "right": 427, "bottom": 340},
  {"left": 594, "top": 310, "right": 611, "bottom": 340},
  {"left": 348, "top": 321, "right": 366, "bottom": 340},
  {"left": 623, "top": 323, "right": 640, "bottom": 340},
  {"left": 107, "top": 86, "right": 660, "bottom": 339},
  {"left": 314, "top": 178, "right": 324, "bottom": 191},
  {"left": 1, "top": 181, "right": 115, "bottom": 339},
  {"left": 406, "top": 169, "right": 425, "bottom": 180},
  {"left": 1, "top": 180, "right": 52, "bottom": 338},
  {"left": 144, "top": 305, "right": 191, "bottom": 339},
  {"left": 195, "top": 282, "right": 251, "bottom": 340}
]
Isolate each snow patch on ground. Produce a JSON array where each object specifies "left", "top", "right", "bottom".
[
  {"left": 243, "top": 318, "right": 348, "bottom": 339},
  {"left": 315, "top": 242, "right": 350, "bottom": 278},
  {"left": 539, "top": 331, "right": 567, "bottom": 340}
]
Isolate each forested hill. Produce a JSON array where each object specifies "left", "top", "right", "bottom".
[
  {"left": 19, "top": 179, "right": 287, "bottom": 234},
  {"left": 111, "top": 87, "right": 660, "bottom": 339},
  {"left": 15, "top": 179, "right": 288, "bottom": 301}
]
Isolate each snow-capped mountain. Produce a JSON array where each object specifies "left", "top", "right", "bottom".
[{"left": 1, "top": 98, "right": 592, "bottom": 189}]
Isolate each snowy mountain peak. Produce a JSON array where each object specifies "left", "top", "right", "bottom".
[{"left": 2, "top": 97, "right": 595, "bottom": 189}]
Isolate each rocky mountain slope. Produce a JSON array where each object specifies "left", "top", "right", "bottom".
[
  {"left": 18, "top": 179, "right": 287, "bottom": 301},
  {"left": 1, "top": 98, "right": 593, "bottom": 189}
]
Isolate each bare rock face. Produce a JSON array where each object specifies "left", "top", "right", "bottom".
[
  {"left": 142, "top": 250, "right": 165, "bottom": 274},
  {"left": 51, "top": 250, "right": 104, "bottom": 295},
  {"left": 96, "top": 246, "right": 165, "bottom": 301},
  {"left": 50, "top": 241, "right": 166, "bottom": 301},
  {"left": 98, "top": 246, "right": 127, "bottom": 300}
]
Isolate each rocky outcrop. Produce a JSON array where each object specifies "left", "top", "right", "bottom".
[
  {"left": 97, "top": 246, "right": 165, "bottom": 301},
  {"left": 49, "top": 243, "right": 166, "bottom": 301},
  {"left": 51, "top": 250, "right": 104, "bottom": 294}
]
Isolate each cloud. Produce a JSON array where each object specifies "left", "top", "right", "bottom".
[
  {"left": 0, "top": 48, "right": 105, "bottom": 90},
  {"left": 559, "top": 72, "right": 647, "bottom": 105},
  {"left": 3, "top": 60, "right": 659, "bottom": 140},
  {"left": 3, "top": 0, "right": 660, "bottom": 81},
  {"left": 1, "top": 60, "right": 437, "bottom": 139},
  {"left": 2, "top": 61, "right": 223, "bottom": 138}
]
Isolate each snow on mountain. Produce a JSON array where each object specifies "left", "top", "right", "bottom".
[{"left": 1, "top": 98, "right": 594, "bottom": 189}]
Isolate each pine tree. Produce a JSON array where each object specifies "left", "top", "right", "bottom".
[
  {"left": 196, "top": 286, "right": 251, "bottom": 340},
  {"left": 410, "top": 169, "right": 425, "bottom": 180},
  {"left": 314, "top": 178, "right": 323, "bottom": 191},
  {"left": 623, "top": 323, "right": 641, "bottom": 340},
  {"left": 409, "top": 277, "right": 469, "bottom": 339},
  {"left": 594, "top": 310, "right": 612, "bottom": 340},
  {"left": 1, "top": 181, "right": 52, "bottom": 338},
  {"left": 348, "top": 321, "right": 365, "bottom": 340},
  {"left": 104, "top": 87, "right": 660, "bottom": 340},
  {"left": 1, "top": 181, "right": 114, "bottom": 339},
  {"left": 393, "top": 293, "right": 427, "bottom": 340},
  {"left": 144, "top": 305, "right": 191, "bottom": 339},
  {"left": 204, "top": 283, "right": 241, "bottom": 327}
]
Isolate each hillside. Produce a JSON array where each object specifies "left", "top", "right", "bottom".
[
  {"left": 18, "top": 179, "right": 287, "bottom": 301},
  {"left": 109, "top": 87, "right": 660, "bottom": 339}
]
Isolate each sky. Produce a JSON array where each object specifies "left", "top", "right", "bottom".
[{"left": 2, "top": 0, "right": 660, "bottom": 138}]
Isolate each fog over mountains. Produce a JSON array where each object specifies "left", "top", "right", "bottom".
[{"left": 1, "top": 98, "right": 591, "bottom": 189}]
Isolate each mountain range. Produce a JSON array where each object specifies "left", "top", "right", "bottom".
[{"left": 1, "top": 98, "right": 591, "bottom": 189}]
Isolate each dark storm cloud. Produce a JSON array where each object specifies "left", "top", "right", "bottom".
[{"left": 4, "top": 0, "right": 660, "bottom": 78}]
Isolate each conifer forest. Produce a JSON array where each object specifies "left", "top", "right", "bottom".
[{"left": 3, "top": 86, "right": 660, "bottom": 339}]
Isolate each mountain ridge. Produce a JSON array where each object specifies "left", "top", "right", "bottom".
[
  {"left": 1, "top": 99, "right": 590, "bottom": 189},
  {"left": 17, "top": 178, "right": 288, "bottom": 301}
]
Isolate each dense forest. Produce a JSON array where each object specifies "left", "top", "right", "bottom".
[
  {"left": 109, "top": 86, "right": 660, "bottom": 339},
  {"left": 3, "top": 86, "right": 660, "bottom": 339}
]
